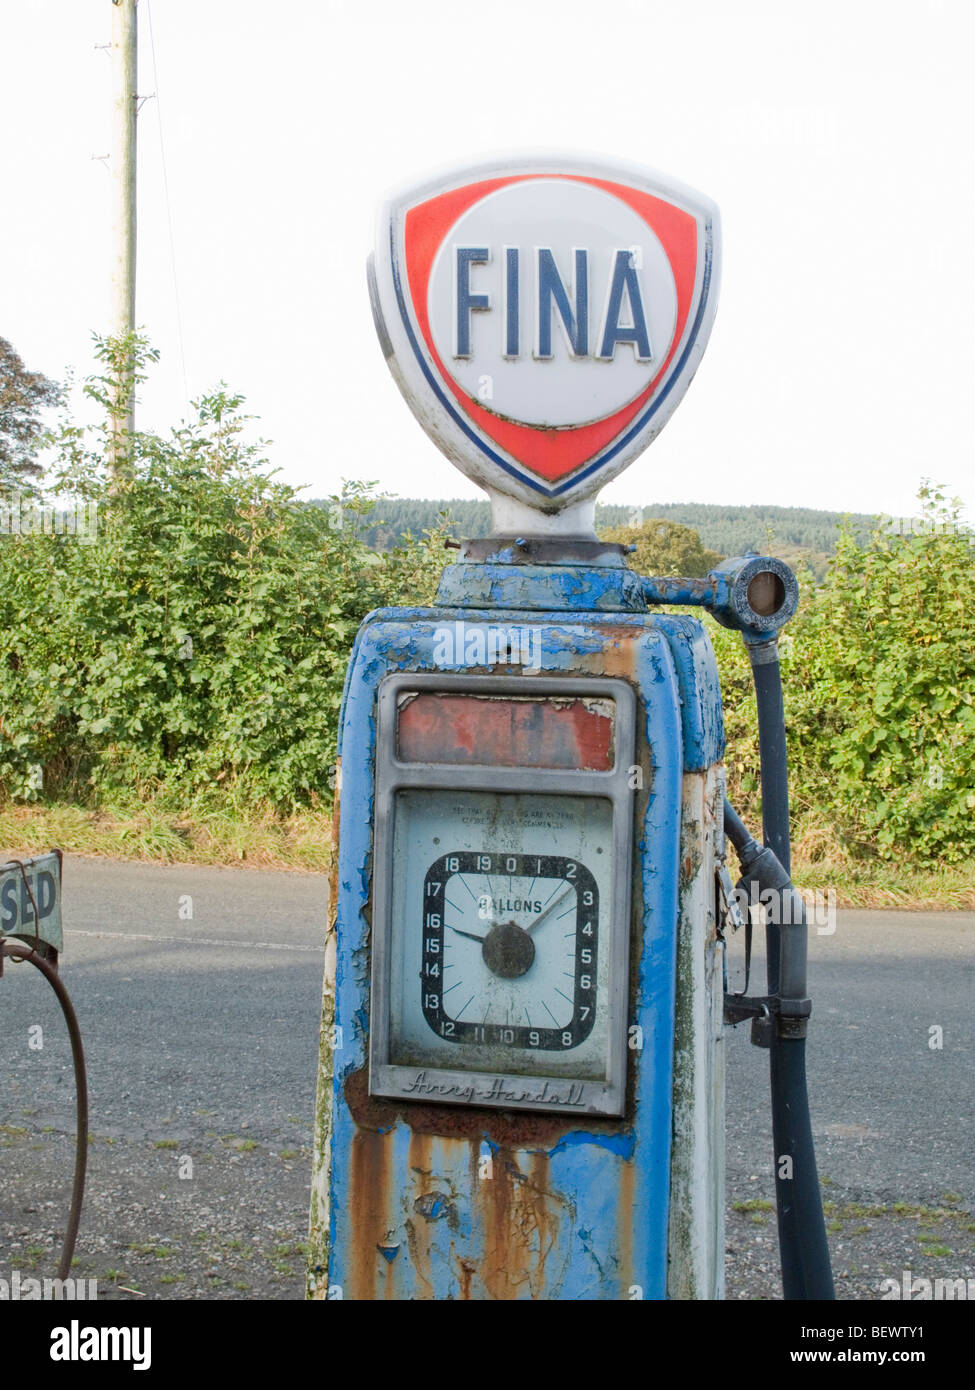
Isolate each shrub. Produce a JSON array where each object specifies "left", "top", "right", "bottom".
[{"left": 0, "top": 337, "right": 448, "bottom": 812}]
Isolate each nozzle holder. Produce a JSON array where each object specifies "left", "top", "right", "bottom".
[
  {"left": 639, "top": 555, "right": 799, "bottom": 646},
  {"left": 707, "top": 555, "right": 799, "bottom": 644}
]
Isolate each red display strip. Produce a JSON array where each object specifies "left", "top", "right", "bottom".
[{"left": 396, "top": 693, "right": 615, "bottom": 770}]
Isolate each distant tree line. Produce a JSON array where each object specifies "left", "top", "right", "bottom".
[{"left": 309, "top": 495, "right": 878, "bottom": 564}]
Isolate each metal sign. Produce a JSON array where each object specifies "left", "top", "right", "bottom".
[
  {"left": 369, "top": 153, "right": 720, "bottom": 516},
  {"left": 0, "top": 852, "right": 63, "bottom": 954}
]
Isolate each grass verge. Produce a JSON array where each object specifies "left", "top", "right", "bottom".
[
  {"left": 0, "top": 798, "right": 331, "bottom": 873},
  {"left": 1, "top": 799, "right": 971, "bottom": 906},
  {"left": 788, "top": 809, "right": 975, "bottom": 909}
]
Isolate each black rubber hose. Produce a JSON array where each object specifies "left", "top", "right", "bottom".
[
  {"left": 1, "top": 942, "right": 88, "bottom": 1283},
  {"left": 727, "top": 636, "right": 836, "bottom": 1300},
  {"left": 723, "top": 798, "right": 753, "bottom": 859},
  {"left": 750, "top": 645, "right": 790, "bottom": 1000},
  {"left": 750, "top": 645, "right": 791, "bottom": 877},
  {"left": 770, "top": 1034, "right": 834, "bottom": 1300},
  {"left": 722, "top": 804, "right": 834, "bottom": 1299}
]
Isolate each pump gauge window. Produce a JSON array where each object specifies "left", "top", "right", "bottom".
[
  {"left": 423, "top": 850, "right": 598, "bottom": 1051},
  {"left": 369, "top": 674, "right": 636, "bottom": 1117}
]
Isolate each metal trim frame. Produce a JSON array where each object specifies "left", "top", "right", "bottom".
[{"left": 368, "top": 673, "right": 636, "bottom": 1117}]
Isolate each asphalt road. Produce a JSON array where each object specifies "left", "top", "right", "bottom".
[
  {"left": 724, "top": 907, "right": 975, "bottom": 1297},
  {"left": 0, "top": 857, "right": 328, "bottom": 1300},
  {"left": 0, "top": 857, "right": 972, "bottom": 1300}
]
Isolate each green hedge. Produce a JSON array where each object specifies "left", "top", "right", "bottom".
[
  {"left": 712, "top": 486, "right": 975, "bottom": 864},
  {"left": 0, "top": 342, "right": 446, "bottom": 812},
  {"left": 2, "top": 341, "right": 971, "bottom": 864}
]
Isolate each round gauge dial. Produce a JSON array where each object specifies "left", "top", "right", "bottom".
[
  {"left": 387, "top": 789, "right": 613, "bottom": 1080},
  {"left": 421, "top": 852, "right": 597, "bottom": 1051}
]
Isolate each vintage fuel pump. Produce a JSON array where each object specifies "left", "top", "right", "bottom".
[{"left": 308, "top": 154, "right": 833, "bottom": 1300}]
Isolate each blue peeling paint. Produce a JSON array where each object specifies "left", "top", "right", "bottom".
[
  {"left": 437, "top": 563, "right": 647, "bottom": 612},
  {"left": 357, "top": 605, "right": 723, "bottom": 771},
  {"left": 321, "top": 565, "right": 723, "bottom": 1300},
  {"left": 545, "top": 1128, "right": 637, "bottom": 1161}
]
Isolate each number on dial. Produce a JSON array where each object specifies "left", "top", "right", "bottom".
[{"left": 421, "top": 852, "right": 598, "bottom": 1051}]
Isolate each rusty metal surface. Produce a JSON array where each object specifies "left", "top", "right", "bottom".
[
  {"left": 360, "top": 605, "right": 723, "bottom": 772},
  {"left": 667, "top": 768, "right": 725, "bottom": 1298},
  {"left": 309, "top": 602, "right": 719, "bottom": 1299}
]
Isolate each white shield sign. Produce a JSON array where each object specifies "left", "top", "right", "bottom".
[{"left": 369, "top": 153, "right": 720, "bottom": 527}]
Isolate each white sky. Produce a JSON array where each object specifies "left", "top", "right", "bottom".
[{"left": 2, "top": 0, "right": 973, "bottom": 521}]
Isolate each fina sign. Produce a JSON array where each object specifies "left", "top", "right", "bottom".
[{"left": 370, "top": 153, "right": 720, "bottom": 514}]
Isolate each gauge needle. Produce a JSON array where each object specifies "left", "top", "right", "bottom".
[
  {"left": 447, "top": 925, "right": 488, "bottom": 943},
  {"left": 525, "top": 884, "right": 576, "bottom": 933}
]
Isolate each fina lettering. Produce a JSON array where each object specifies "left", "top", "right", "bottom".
[{"left": 454, "top": 245, "right": 652, "bottom": 363}]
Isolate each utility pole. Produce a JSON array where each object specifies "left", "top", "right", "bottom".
[{"left": 110, "top": 0, "right": 138, "bottom": 468}]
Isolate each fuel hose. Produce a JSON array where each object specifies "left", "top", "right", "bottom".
[
  {"left": 643, "top": 554, "right": 834, "bottom": 1299},
  {"left": 725, "top": 637, "right": 834, "bottom": 1301}
]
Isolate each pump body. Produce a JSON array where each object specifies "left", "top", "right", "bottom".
[{"left": 309, "top": 556, "right": 729, "bottom": 1300}]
